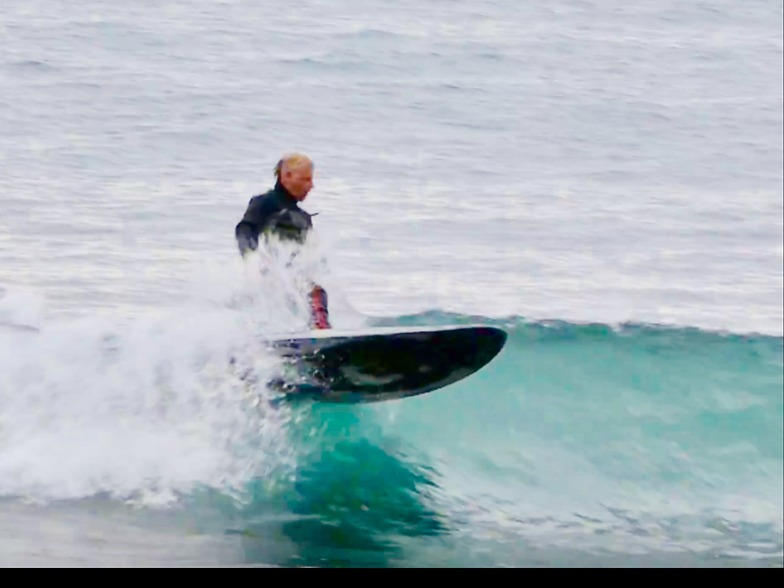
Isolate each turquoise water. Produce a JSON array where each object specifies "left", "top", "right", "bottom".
[
  {"left": 3, "top": 310, "right": 779, "bottom": 566},
  {"left": 0, "top": 0, "right": 782, "bottom": 567},
  {"left": 214, "top": 316, "right": 784, "bottom": 567}
]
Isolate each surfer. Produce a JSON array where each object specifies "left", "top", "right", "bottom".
[{"left": 235, "top": 153, "right": 331, "bottom": 329}]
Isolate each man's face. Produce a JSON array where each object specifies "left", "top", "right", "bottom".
[{"left": 283, "top": 163, "right": 314, "bottom": 201}]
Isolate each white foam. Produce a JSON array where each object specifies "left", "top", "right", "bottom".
[
  {"left": 0, "top": 257, "right": 328, "bottom": 507},
  {"left": 0, "top": 286, "right": 45, "bottom": 331}
]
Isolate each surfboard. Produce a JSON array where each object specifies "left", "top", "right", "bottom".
[{"left": 263, "top": 324, "right": 507, "bottom": 403}]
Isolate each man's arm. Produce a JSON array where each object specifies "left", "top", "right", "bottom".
[{"left": 235, "top": 196, "right": 270, "bottom": 256}]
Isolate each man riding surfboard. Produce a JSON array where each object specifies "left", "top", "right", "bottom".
[{"left": 235, "top": 153, "right": 331, "bottom": 329}]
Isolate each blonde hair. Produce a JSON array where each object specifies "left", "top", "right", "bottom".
[{"left": 274, "top": 153, "right": 313, "bottom": 178}]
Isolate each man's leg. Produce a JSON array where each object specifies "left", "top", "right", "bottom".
[{"left": 308, "top": 285, "right": 331, "bottom": 329}]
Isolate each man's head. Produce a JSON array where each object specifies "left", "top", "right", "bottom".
[{"left": 274, "top": 153, "right": 314, "bottom": 201}]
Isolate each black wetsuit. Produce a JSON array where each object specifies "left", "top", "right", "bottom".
[
  {"left": 234, "top": 181, "right": 331, "bottom": 328},
  {"left": 235, "top": 181, "right": 314, "bottom": 255}
]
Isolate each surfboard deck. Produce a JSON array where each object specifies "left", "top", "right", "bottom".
[{"left": 263, "top": 324, "right": 507, "bottom": 403}]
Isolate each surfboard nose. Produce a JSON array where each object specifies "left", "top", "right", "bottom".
[
  {"left": 479, "top": 325, "right": 508, "bottom": 356},
  {"left": 449, "top": 325, "right": 508, "bottom": 372}
]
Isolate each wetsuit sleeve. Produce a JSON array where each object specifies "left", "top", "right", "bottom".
[{"left": 235, "top": 197, "right": 272, "bottom": 256}]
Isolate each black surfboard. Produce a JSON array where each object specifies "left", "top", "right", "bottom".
[{"left": 264, "top": 324, "right": 507, "bottom": 403}]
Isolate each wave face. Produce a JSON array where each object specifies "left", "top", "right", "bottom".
[{"left": 1, "top": 310, "right": 780, "bottom": 567}]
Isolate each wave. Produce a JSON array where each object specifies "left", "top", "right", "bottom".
[{"left": 0, "top": 303, "right": 781, "bottom": 566}]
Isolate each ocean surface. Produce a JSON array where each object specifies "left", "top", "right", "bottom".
[{"left": 0, "top": 0, "right": 782, "bottom": 567}]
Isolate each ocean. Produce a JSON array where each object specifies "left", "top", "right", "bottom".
[{"left": 0, "top": 0, "right": 782, "bottom": 567}]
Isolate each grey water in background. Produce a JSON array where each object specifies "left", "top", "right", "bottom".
[
  {"left": 1, "top": 0, "right": 781, "bottom": 334},
  {"left": 0, "top": 0, "right": 782, "bottom": 568}
]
